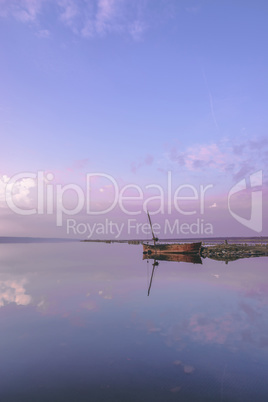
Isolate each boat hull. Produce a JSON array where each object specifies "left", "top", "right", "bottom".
[{"left": 142, "top": 242, "right": 202, "bottom": 255}]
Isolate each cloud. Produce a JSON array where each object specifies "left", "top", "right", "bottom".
[
  {"left": 58, "top": 0, "right": 80, "bottom": 33},
  {"left": 182, "top": 143, "right": 230, "bottom": 172},
  {"left": 0, "top": 175, "right": 10, "bottom": 202},
  {"left": 249, "top": 138, "right": 268, "bottom": 150},
  {"left": 59, "top": 0, "right": 78, "bottom": 22},
  {"left": 7, "top": 177, "right": 36, "bottom": 205},
  {"left": 168, "top": 145, "right": 186, "bottom": 166},
  {"left": 0, "top": 0, "right": 45, "bottom": 22},
  {"left": 95, "top": 0, "right": 119, "bottom": 34},
  {"left": 81, "top": 0, "right": 147, "bottom": 39},
  {"left": 0, "top": 0, "right": 147, "bottom": 40},
  {"left": 166, "top": 136, "right": 268, "bottom": 183},
  {"left": 0, "top": 174, "right": 36, "bottom": 207}
]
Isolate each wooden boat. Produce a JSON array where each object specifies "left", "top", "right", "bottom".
[
  {"left": 142, "top": 212, "right": 202, "bottom": 255},
  {"left": 143, "top": 252, "right": 202, "bottom": 264},
  {"left": 143, "top": 241, "right": 202, "bottom": 255}
]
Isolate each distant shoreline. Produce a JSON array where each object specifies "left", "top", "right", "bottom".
[
  {"left": 0, "top": 237, "right": 79, "bottom": 244},
  {"left": 1, "top": 236, "right": 268, "bottom": 245},
  {"left": 82, "top": 236, "right": 268, "bottom": 244}
]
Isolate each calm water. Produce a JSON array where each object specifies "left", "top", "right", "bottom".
[{"left": 0, "top": 242, "right": 268, "bottom": 401}]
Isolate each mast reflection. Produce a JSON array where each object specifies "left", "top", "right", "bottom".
[{"left": 144, "top": 253, "right": 202, "bottom": 296}]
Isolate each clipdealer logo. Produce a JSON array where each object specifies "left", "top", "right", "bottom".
[
  {"left": 66, "top": 217, "right": 213, "bottom": 238},
  {"left": 4, "top": 171, "right": 213, "bottom": 232},
  {"left": 3, "top": 170, "right": 264, "bottom": 234},
  {"left": 228, "top": 170, "right": 263, "bottom": 233}
]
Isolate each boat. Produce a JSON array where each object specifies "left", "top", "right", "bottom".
[
  {"left": 143, "top": 253, "right": 202, "bottom": 264},
  {"left": 142, "top": 212, "right": 202, "bottom": 255},
  {"left": 143, "top": 241, "right": 202, "bottom": 255}
]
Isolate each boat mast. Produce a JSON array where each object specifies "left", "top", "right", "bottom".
[{"left": 147, "top": 211, "right": 158, "bottom": 247}]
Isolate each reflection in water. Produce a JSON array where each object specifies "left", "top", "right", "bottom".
[
  {"left": 143, "top": 253, "right": 202, "bottom": 264},
  {"left": 0, "top": 243, "right": 268, "bottom": 401},
  {"left": 147, "top": 260, "right": 158, "bottom": 296},
  {"left": 144, "top": 253, "right": 202, "bottom": 296},
  {"left": 0, "top": 277, "right": 31, "bottom": 307}
]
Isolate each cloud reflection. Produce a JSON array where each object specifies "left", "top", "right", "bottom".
[{"left": 0, "top": 278, "right": 31, "bottom": 307}]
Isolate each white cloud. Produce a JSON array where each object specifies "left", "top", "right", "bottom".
[
  {"left": 0, "top": 0, "right": 45, "bottom": 22},
  {"left": 0, "top": 0, "right": 147, "bottom": 40},
  {"left": 96, "top": 0, "right": 117, "bottom": 34},
  {"left": 58, "top": 0, "right": 79, "bottom": 30},
  {"left": 0, "top": 174, "right": 36, "bottom": 206},
  {"left": 0, "top": 175, "right": 11, "bottom": 202},
  {"left": 81, "top": 0, "right": 146, "bottom": 39}
]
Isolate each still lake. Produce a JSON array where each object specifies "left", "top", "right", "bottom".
[{"left": 0, "top": 241, "right": 268, "bottom": 401}]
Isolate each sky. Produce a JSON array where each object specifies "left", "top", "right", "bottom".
[{"left": 0, "top": 0, "right": 267, "bottom": 238}]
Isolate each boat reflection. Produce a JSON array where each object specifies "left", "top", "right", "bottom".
[
  {"left": 144, "top": 253, "right": 202, "bottom": 296},
  {"left": 143, "top": 253, "right": 202, "bottom": 264}
]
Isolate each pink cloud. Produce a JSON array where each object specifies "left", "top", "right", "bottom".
[
  {"left": 0, "top": 0, "right": 45, "bottom": 22},
  {"left": 185, "top": 143, "right": 229, "bottom": 171},
  {"left": 166, "top": 136, "right": 268, "bottom": 185},
  {"left": 96, "top": 0, "right": 117, "bottom": 33},
  {"left": 0, "top": 0, "right": 147, "bottom": 40},
  {"left": 58, "top": 0, "right": 79, "bottom": 25}
]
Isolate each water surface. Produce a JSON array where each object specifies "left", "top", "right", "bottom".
[{"left": 0, "top": 242, "right": 268, "bottom": 401}]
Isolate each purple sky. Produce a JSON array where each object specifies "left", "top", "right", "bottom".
[{"left": 0, "top": 0, "right": 267, "bottom": 238}]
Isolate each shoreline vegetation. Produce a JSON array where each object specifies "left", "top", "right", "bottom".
[{"left": 200, "top": 243, "right": 268, "bottom": 261}]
